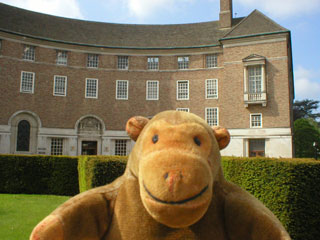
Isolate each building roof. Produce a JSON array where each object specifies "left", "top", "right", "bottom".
[{"left": 0, "top": 3, "right": 288, "bottom": 49}]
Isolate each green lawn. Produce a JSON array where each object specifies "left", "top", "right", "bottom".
[{"left": 0, "top": 194, "right": 70, "bottom": 240}]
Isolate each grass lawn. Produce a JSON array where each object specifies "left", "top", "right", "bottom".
[{"left": 0, "top": 194, "right": 70, "bottom": 240}]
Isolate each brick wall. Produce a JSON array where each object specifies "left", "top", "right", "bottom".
[{"left": 0, "top": 33, "right": 293, "bottom": 131}]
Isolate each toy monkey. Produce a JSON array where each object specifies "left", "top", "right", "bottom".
[{"left": 30, "top": 110, "right": 290, "bottom": 240}]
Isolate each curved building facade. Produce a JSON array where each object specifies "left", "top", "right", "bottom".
[{"left": 0, "top": 0, "right": 294, "bottom": 157}]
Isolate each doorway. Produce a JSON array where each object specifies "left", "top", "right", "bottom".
[{"left": 81, "top": 141, "right": 97, "bottom": 155}]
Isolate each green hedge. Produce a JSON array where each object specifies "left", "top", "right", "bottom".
[
  {"left": 78, "top": 155, "right": 127, "bottom": 192},
  {"left": 0, "top": 154, "right": 79, "bottom": 196},
  {"left": 222, "top": 156, "right": 320, "bottom": 240}
]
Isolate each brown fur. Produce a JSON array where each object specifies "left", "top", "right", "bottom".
[{"left": 30, "top": 110, "right": 291, "bottom": 240}]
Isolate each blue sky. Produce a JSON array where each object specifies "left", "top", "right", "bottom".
[{"left": 1, "top": 0, "right": 320, "bottom": 103}]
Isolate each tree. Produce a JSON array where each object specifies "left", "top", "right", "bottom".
[
  {"left": 293, "top": 99, "right": 320, "bottom": 122},
  {"left": 294, "top": 118, "right": 320, "bottom": 158}
]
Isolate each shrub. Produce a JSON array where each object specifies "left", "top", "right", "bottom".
[
  {"left": 78, "top": 155, "right": 127, "bottom": 192},
  {"left": 222, "top": 156, "right": 320, "bottom": 240},
  {"left": 0, "top": 154, "right": 79, "bottom": 196}
]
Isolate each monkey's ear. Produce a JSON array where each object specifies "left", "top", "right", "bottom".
[
  {"left": 126, "top": 116, "right": 149, "bottom": 141},
  {"left": 212, "top": 126, "right": 230, "bottom": 150}
]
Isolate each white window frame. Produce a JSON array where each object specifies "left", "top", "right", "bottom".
[
  {"left": 114, "top": 139, "right": 127, "bottom": 156},
  {"left": 23, "top": 45, "right": 35, "bottom": 61},
  {"left": 147, "top": 57, "right": 159, "bottom": 70},
  {"left": 20, "top": 71, "right": 35, "bottom": 94},
  {"left": 176, "top": 80, "right": 189, "bottom": 100},
  {"left": 206, "top": 54, "right": 217, "bottom": 68},
  {"left": 176, "top": 108, "right": 189, "bottom": 112},
  {"left": 87, "top": 54, "right": 99, "bottom": 68},
  {"left": 118, "top": 56, "right": 129, "bottom": 70},
  {"left": 53, "top": 75, "right": 67, "bottom": 96},
  {"left": 56, "top": 50, "right": 68, "bottom": 65},
  {"left": 248, "top": 65, "right": 262, "bottom": 93},
  {"left": 85, "top": 78, "right": 98, "bottom": 99},
  {"left": 250, "top": 113, "right": 263, "bottom": 128},
  {"left": 178, "top": 56, "right": 189, "bottom": 69},
  {"left": 205, "top": 107, "right": 219, "bottom": 126},
  {"left": 206, "top": 79, "right": 218, "bottom": 99},
  {"left": 116, "top": 80, "right": 129, "bottom": 100},
  {"left": 146, "top": 80, "right": 159, "bottom": 100},
  {"left": 51, "top": 138, "right": 64, "bottom": 155}
]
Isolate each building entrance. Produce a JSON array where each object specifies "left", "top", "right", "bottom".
[{"left": 81, "top": 141, "right": 97, "bottom": 155}]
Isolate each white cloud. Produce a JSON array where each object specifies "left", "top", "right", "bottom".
[
  {"left": 236, "top": 0, "right": 320, "bottom": 19},
  {"left": 124, "top": 0, "right": 194, "bottom": 19},
  {"left": 294, "top": 66, "right": 320, "bottom": 101},
  {"left": 0, "top": 0, "right": 83, "bottom": 19}
]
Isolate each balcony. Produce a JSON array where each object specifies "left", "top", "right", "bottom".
[{"left": 244, "top": 91, "right": 267, "bottom": 107}]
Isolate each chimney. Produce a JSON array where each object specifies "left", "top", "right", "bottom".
[{"left": 219, "top": 0, "right": 233, "bottom": 29}]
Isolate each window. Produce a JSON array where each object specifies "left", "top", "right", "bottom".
[
  {"left": 206, "top": 79, "right": 218, "bottom": 99},
  {"left": 249, "top": 139, "right": 265, "bottom": 157},
  {"left": 176, "top": 108, "right": 189, "bottom": 112},
  {"left": 16, "top": 120, "right": 30, "bottom": 152},
  {"left": 56, "top": 50, "right": 68, "bottom": 65},
  {"left": 51, "top": 138, "right": 63, "bottom": 155},
  {"left": 248, "top": 66, "right": 262, "bottom": 93},
  {"left": 115, "top": 139, "right": 127, "bottom": 156},
  {"left": 20, "top": 71, "right": 35, "bottom": 93},
  {"left": 23, "top": 45, "right": 35, "bottom": 61},
  {"left": 116, "top": 80, "right": 128, "bottom": 100},
  {"left": 87, "top": 54, "right": 99, "bottom": 68},
  {"left": 177, "top": 80, "right": 189, "bottom": 100},
  {"left": 53, "top": 75, "right": 67, "bottom": 96},
  {"left": 250, "top": 114, "right": 262, "bottom": 128},
  {"left": 146, "top": 80, "right": 159, "bottom": 100},
  {"left": 85, "top": 78, "right": 98, "bottom": 98},
  {"left": 206, "top": 54, "right": 217, "bottom": 68},
  {"left": 147, "top": 57, "right": 159, "bottom": 70},
  {"left": 243, "top": 54, "right": 267, "bottom": 106},
  {"left": 178, "top": 56, "right": 189, "bottom": 69},
  {"left": 118, "top": 56, "right": 129, "bottom": 70},
  {"left": 205, "top": 107, "right": 218, "bottom": 126}
]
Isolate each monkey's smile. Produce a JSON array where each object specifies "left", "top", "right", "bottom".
[{"left": 143, "top": 182, "right": 208, "bottom": 205}]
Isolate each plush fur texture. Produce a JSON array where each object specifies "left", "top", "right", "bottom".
[{"left": 30, "top": 111, "right": 291, "bottom": 240}]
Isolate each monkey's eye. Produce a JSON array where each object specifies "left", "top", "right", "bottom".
[
  {"left": 194, "top": 137, "right": 201, "bottom": 146},
  {"left": 152, "top": 134, "right": 159, "bottom": 144}
]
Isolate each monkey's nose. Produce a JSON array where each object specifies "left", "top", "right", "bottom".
[{"left": 164, "top": 170, "right": 183, "bottom": 192}]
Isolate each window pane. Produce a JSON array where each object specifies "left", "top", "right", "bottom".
[
  {"left": 206, "top": 54, "right": 217, "bottom": 68},
  {"left": 118, "top": 56, "right": 129, "bottom": 69},
  {"left": 251, "top": 114, "right": 262, "bottom": 128},
  {"left": 148, "top": 57, "right": 159, "bottom": 70},
  {"left": 21, "top": 72, "right": 34, "bottom": 93},
  {"left": 206, "top": 108, "right": 218, "bottom": 126},
  {"left": 178, "top": 56, "right": 189, "bottom": 69},
  {"left": 177, "top": 81, "right": 189, "bottom": 100},
  {"left": 51, "top": 138, "right": 63, "bottom": 155},
  {"left": 117, "top": 80, "right": 128, "bottom": 99},
  {"left": 115, "top": 139, "right": 127, "bottom": 156},
  {"left": 56, "top": 51, "right": 67, "bottom": 65},
  {"left": 23, "top": 45, "right": 35, "bottom": 61},
  {"left": 86, "top": 79, "right": 98, "bottom": 98},
  {"left": 147, "top": 81, "right": 159, "bottom": 100},
  {"left": 206, "top": 79, "right": 218, "bottom": 99},
  {"left": 54, "top": 76, "right": 67, "bottom": 96},
  {"left": 248, "top": 66, "right": 262, "bottom": 93},
  {"left": 249, "top": 139, "right": 265, "bottom": 157},
  {"left": 16, "top": 120, "right": 30, "bottom": 151},
  {"left": 176, "top": 108, "right": 189, "bottom": 112},
  {"left": 87, "top": 54, "right": 99, "bottom": 68}
]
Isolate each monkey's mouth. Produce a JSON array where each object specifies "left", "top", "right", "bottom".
[{"left": 143, "top": 182, "right": 208, "bottom": 205}]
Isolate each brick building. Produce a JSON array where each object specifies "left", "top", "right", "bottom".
[{"left": 0, "top": 0, "right": 294, "bottom": 157}]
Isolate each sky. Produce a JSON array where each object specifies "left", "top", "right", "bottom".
[{"left": 1, "top": 0, "right": 320, "bottom": 104}]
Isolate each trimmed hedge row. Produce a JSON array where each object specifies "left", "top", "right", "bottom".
[
  {"left": 222, "top": 156, "right": 320, "bottom": 240},
  {"left": 78, "top": 155, "right": 127, "bottom": 192},
  {"left": 0, "top": 154, "right": 79, "bottom": 196}
]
